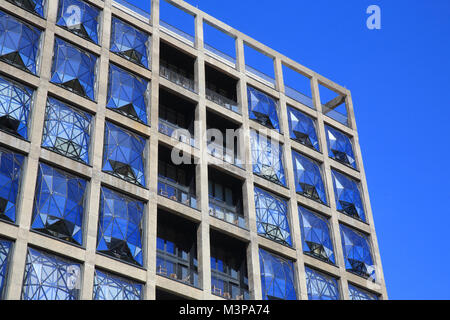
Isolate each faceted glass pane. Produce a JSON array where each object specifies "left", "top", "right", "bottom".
[
  {"left": 102, "top": 121, "right": 146, "bottom": 187},
  {"left": 331, "top": 170, "right": 365, "bottom": 221},
  {"left": 107, "top": 64, "right": 149, "bottom": 124},
  {"left": 0, "top": 75, "right": 33, "bottom": 139},
  {"left": 292, "top": 151, "right": 327, "bottom": 205},
  {"left": 259, "top": 249, "right": 296, "bottom": 300},
  {"left": 0, "top": 147, "right": 24, "bottom": 223},
  {"left": 299, "top": 206, "right": 335, "bottom": 264},
  {"left": 97, "top": 187, "right": 144, "bottom": 266},
  {"left": 22, "top": 248, "right": 81, "bottom": 300},
  {"left": 42, "top": 97, "right": 92, "bottom": 164},
  {"left": 0, "top": 238, "right": 12, "bottom": 299},
  {"left": 247, "top": 86, "right": 280, "bottom": 132},
  {"left": 250, "top": 131, "right": 286, "bottom": 186},
  {"left": 305, "top": 266, "right": 339, "bottom": 300},
  {"left": 6, "top": 0, "right": 46, "bottom": 17},
  {"left": 340, "top": 224, "right": 376, "bottom": 281},
  {"left": 93, "top": 269, "right": 142, "bottom": 300},
  {"left": 51, "top": 37, "right": 97, "bottom": 100},
  {"left": 325, "top": 125, "right": 356, "bottom": 169},
  {"left": 0, "top": 10, "right": 42, "bottom": 74},
  {"left": 110, "top": 17, "right": 150, "bottom": 68},
  {"left": 254, "top": 187, "right": 291, "bottom": 246},
  {"left": 31, "top": 163, "right": 87, "bottom": 246},
  {"left": 56, "top": 0, "right": 100, "bottom": 44},
  {"left": 287, "top": 106, "right": 319, "bottom": 151},
  {"left": 348, "top": 283, "right": 378, "bottom": 300}
]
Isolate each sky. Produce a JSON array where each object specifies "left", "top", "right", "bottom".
[{"left": 126, "top": 0, "right": 450, "bottom": 299}]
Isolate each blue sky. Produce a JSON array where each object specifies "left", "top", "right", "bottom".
[{"left": 127, "top": 0, "right": 450, "bottom": 299}]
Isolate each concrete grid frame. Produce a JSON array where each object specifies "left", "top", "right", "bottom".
[{"left": 0, "top": 0, "right": 387, "bottom": 300}]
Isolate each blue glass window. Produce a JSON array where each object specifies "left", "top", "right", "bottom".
[
  {"left": 247, "top": 86, "right": 280, "bottom": 132},
  {"left": 56, "top": 0, "right": 100, "bottom": 44},
  {"left": 22, "top": 247, "right": 81, "bottom": 300},
  {"left": 107, "top": 64, "right": 149, "bottom": 124},
  {"left": 287, "top": 106, "right": 319, "bottom": 151},
  {"left": 93, "top": 269, "right": 142, "bottom": 300},
  {"left": 42, "top": 97, "right": 92, "bottom": 164},
  {"left": 340, "top": 224, "right": 376, "bottom": 281},
  {"left": 6, "top": 0, "right": 46, "bottom": 17},
  {"left": 51, "top": 37, "right": 97, "bottom": 100},
  {"left": 110, "top": 17, "right": 150, "bottom": 68},
  {"left": 305, "top": 266, "right": 339, "bottom": 300},
  {"left": 325, "top": 125, "right": 356, "bottom": 169},
  {"left": 97, "top": 187, "right": 144, "bottom": 266},
  {"left": 31, "top": 163, "right": 87, "bottom": 246},
  {"left": 331, "top": 170, "right": 365, "bottom": 221},
  {"left": 254, "top": 187, "right": 291, "bottom": 246},
  {"left": 250, "top": 131, "right": 286, "bottom": 186},
  {"left": 0, "top": 147, "right": 24, "bottom": 224},
  {"left": 348, "top": 283, "right": 378, "bottom": 300},
  {"left": 0, "top": 10, "right": 42, "bottom": 74},
  {"left": 292, "top": 151, "right": 327, "bottom": 205},
  {"left": 0, "top": 238, "right": 12, "bottom": 299},
  {"left": 0, "top": 75, "right": 33, "bottom": 139},
  {"left": 102, "top": 121, "right": 146, "bottom": 187},
  {"left": 299, "top": 206, "right": 335, "bottom": 264},
  {"left": 259, "top": 249, "right": 296, "bottom": 300}
]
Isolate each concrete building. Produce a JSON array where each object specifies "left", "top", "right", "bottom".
[{"left": 0, "top": 0, "right": 387, "bottom": 300}]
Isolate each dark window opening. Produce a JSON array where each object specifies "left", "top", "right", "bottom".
[
  {"left": 160, "top": 41, "right": 196, "bottom": 92},
  {"left": 210, "top": 230, "right": 249, "bottom": 300},
  {"left": 205, "top": 64, "right": 238, "bottom": 113},
  {"left": 157, "top": 210, "right": 199, "bottom": 288}
]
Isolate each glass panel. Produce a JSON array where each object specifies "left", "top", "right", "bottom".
[
  {"left": 325, "top": 125, "right": 356, "bottom": 169},
  {"left": 93, "top": 269, "right": 142, "bottom": 300},
  {"left": 287, "top": 106, "right": 319, "bottom": 151},
  {"left": 331, "top": 170, "right": 365, "bottom": 221},
  {"left": 0, "top": 238, "right": 12, "bottom": 299},
  {"left": 305, "top": 266, "right": 339, "bottom": 300},
  {"left": 247, "top": 86, "right": 280, "bottom": 132}
]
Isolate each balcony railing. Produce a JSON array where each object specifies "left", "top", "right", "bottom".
[
  {"left": 156, "top": 252, "right": 199, "bottom": 288},
  {"left": 211, "top": 275, "right": 250, "bottom": 300},
  {"left": 112, "top": 0, "right": 151, "bottom": 22},
  {"left": 207, "top": 142, "right": 242, "bottom": 168},
  {"left": 245, "top": 65, "right": 276, "bottom": 88},
  {"left": 160, "top": 65, "right": 196, "bottom": 92},
  {"left": 284, "top": 85, "right": 315, "bottom": 110},
  {"left": 205, "top": 88, "right": 239, "bottom": 114},
  {"left": 204, "top": 43, "right": 236, "bottom": 68},
  {"left": 209, "top": 197, "right": 247, "bottom": 229},
  {"left": 160, "top": 20, "right": 195, "bottom": 46},
  {"left": 159, "top": 118, "right": 195, "bottom": 147},
  {"left": 158, "top": 178, "right": 197, "bottom": 209},
  {"left": 322, "top": 105, "right": 349, "bottom": 126}
]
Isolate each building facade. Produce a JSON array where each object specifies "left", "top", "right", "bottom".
[{"left": 0, "top": 0, "right": 387, "bottom": 300}]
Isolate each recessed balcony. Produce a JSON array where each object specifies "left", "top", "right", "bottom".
[{"left": 160, "top": 41, "right": 196, "bottom": 92}]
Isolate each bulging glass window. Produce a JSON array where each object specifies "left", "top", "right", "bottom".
[
  {"left": 325, "top": 125, "right": 356, "bottom": 169},
  {"left": 331, "top": 170, "right": 365, "bottom": 221},
  {"left": 51, "top": 37, "right": 97, "bottom": 101},
  {"left": 348, "top": 283, "right": 378, "bottom": 300},
  {"left": 0, "top": 10, "right": 42, "bottom": 75},
  {"left": 259, "top": 248, "right": 296, "bottom": 300},
  {"left": 56, "top": 0, "right": 100, "bottom": 44},
  {"left": 254, "top": 187, "right": 291, "bottom": 246},
  {"left": 31, "top": 163, "right": 87, "bottom": 246},
  {"left": 247, "top": 86, "right": 280, "bottom": 132},
  {"left": 305, "top": 266, "right": 339, "bottom": 300},
  {"left": 22, "top": 247, "right": 81, "bottom": 300},
  {"left": 93, "top": 269, "right": 142, "bottom": 300},
  {"left": 299, "top": 205, "right": 335, "bottom": 264},
  {"left": 102, "top": 121, "right": 146, "bottom": 187},
  {"left": 0, "top": 147, "right": 24, "bottom": 224},
  {"left": 292, "top": 151, "right": 327, "bottom": 205},
  {"left": 250, "top": 131, "right": 286, "bottom": 187},
  {"left": 6, "top": 0, "right": 46, "bottom": 17},
  {"left": 340, "top": 224, "right": 376, "bottom": 281},
  {"left": 110, "top": 17, "right": 150, "bottom": 68},
  {"left": 0, "top": 238, "right": 12, "bottom": 299},
  {"left": 107, "top": 64, "right": 149, "bottom": 124},
  {"left": 287, "top": 106, "right": 319, "bottom": 151},
  {"left": 42, "top": 97, "right": 92, "bottom": 164},
  {"left": 0, "top": 75, "right": 33, "bottom": 140},
  {"left": 97, "top": 187, "right": 145, "bottom": 267}
]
